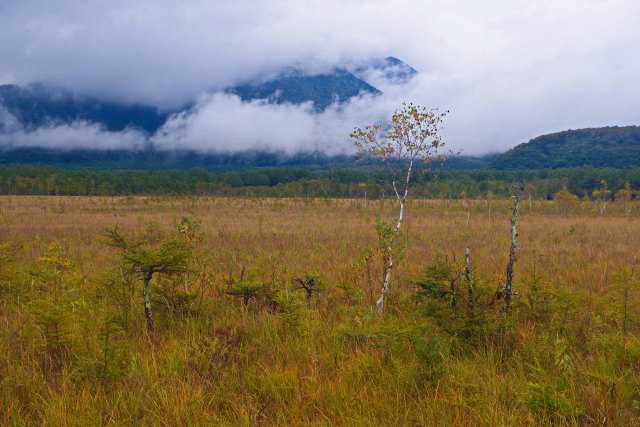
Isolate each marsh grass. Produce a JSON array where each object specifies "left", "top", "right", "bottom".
[{"left": 1, "top": 195, "right": 639, "bottom": 424}]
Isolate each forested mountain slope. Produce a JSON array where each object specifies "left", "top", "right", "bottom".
[{"left": 490, "top": 126, "right": 640, "bottom": 169}]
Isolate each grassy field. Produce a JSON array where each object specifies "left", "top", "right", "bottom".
[{"left": 1, "top": 195, "right": 639, "bottom": 425}]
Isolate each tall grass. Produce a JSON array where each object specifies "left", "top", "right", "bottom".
[{"left": 1, "top": 195, "right": 639, "bottom": 425}]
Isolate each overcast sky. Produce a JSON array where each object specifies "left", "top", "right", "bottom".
[{"left": 1, "top": 0, "right": 639, "bottom": 154}]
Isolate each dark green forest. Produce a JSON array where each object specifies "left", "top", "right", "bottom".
[
  {"left": 0, "top": 147, "right": 492, "bottom": 171},
  {"left": 2, "top": 164, "right": 639, "bottom": 200},
  {"left": 491, "top": 126, "right": 640, "bottom": 169}
]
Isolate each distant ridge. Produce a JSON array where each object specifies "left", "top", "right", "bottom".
[
  {"left": 227, "top": 57, "right": 417, "bottom": 111},
  {"left": 490, "top": 126, "right": 640, "bottom": 169},
  {"left": 0, "top": 84, "right": 167, "bottom": 134},
  {"left": 0, "top": 57, "right": 416, "bottom": 139}
]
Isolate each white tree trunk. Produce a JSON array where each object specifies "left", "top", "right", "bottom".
[{"left": 376, "top": 166, "right": 410, "bottom": 315}]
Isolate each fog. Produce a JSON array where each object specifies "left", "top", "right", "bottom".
[
  {"left": 1, "top": 0, "right": 639, "bottom": 155},
  {"left": 0, "top": 110, "right": 148, "bottom": 150}
]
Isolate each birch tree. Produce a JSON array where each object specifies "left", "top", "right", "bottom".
[
  {"left": 350, "top": 103, "right": 450, "bottom": 315},
  {"left": 503, "top": 187, "right": 524, "bottom": 311},
  {"left": 615, "top": 181, "right": 634, "bottom": 216},
  {"left": 592, "top": 179, "right": 611, "bottom": 215}
]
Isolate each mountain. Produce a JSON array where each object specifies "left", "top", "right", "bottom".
[
  {"left": 0, "top": 57, "right": 409, "bottom": 135},
  {"left": 0, "top": 84, "right": 167, "bottom": 133},
  {"left": 0, "top": 56, "right": 423, "bottom": 164},
  {"left": 352, "top": 56, "right": 418, "bottom": 84},
  {"left": 227, "top": 68, "right": 381, "bottom": 111},
  {"left": 490, "top": 126, "right": 640, "bottom": 169}
]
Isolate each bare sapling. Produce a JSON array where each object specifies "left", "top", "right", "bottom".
[
  {"left": 351, "top": 103, "right": 451, "bottom": 315},
  {"left": 502, "top": 186, "right": 525, "bottom": 311},
  {"left": 294, "top": 275, "right": 321, "bottom": 303},
  {"left": 464, "top": 247, "right": 475, "bottom": 312}
]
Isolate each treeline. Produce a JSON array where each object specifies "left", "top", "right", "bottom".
[
  {"left": 0, "top": 147, "right": 492, "bottom": 171},
  {"left": 1, "top": 164, "right": 640, "bottom": 199}
]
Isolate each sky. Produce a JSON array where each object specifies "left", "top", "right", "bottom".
[{"left": 1, "top": 0, "right": 639, "bottom": 155}]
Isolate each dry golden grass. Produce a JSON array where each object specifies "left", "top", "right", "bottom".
[
  {"left": 1, "top": 195, "right": 639, "bottom": 425},
  {"left": 3, "top": 196, "right": 635, "bottom": 296}
]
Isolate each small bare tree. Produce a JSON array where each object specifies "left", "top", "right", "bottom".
[
  {"left": 294, "top": 275, "right": 321, "bottom": 303},
  {"left": 351, "top": 103, "right": 450, "bottom": 315},
  {"left": 502, "top": 186, "right": 524, "bottom": 311}
]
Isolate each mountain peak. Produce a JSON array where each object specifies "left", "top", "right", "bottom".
[
  {"left": 1, "top": 56, "right": 418, "bottom": 149},
  {"left": 227, "top": 67, "right": 381, "bottom": 112},
  {"left": 352, "top": 56, "right": 418, "bottom": 84}
]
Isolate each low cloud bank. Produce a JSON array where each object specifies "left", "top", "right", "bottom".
[
  {"left": 1, "top": 64, "right": 639, "bottom": 157},
  {"left": 0, "top": 109, "right": 148, "bottom": 151},
  {"left": 1, "top": 0, "right": 639, "bottom": 155},
  {"left": 151, "top": 92, "right": 389, "bottom": 155}
]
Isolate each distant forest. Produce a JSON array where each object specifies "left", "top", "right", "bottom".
[
  {"left": 1, "top": 164, "right": 640, "bottom": 200},
  {"left": 491, "top": 126, "right": 640, "bottom": 169}
]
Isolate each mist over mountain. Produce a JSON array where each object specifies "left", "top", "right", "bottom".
[
  {"left": 0, "top": 84, "right": 167, "bottom": 134},
  {"left": 228, "top": 68, "right": 380, "bottom": 112},
  {"left": 2, "top": 124, "right": 639, "bottom": 172},
  {"left": 2, "top": 49, "right": 639, "bottom": 171},
  {"left": 351, "top": 56, "right": 418, "bottom": 85},
  {"left": 2, "top": 0, "right": 639, "bottom": 159},
  {"left": 0, "top": 56, "right": 415, "bottom": 154}
]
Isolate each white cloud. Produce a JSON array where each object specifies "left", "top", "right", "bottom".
[
  {"left": 1, "top": 0, "right": 639, "bottom": 154},
  {"left": 0, "top": 112, "right": 147, "bottom": 150},
  {"left": 152, "top": 92, "right": 387, "bottom": 155}
]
